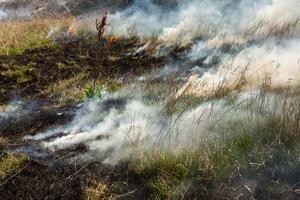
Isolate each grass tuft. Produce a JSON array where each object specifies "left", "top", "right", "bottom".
[
  {"left": 82, "top": 179, "right": 116, "bottom": 200},
  {"left": 0, "top": 153, "right": 28, "bottom": 182}
]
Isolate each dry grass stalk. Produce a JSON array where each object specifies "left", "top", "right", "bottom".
[{"left": 96, "top": 11, "right": 108, "bottom": 40}]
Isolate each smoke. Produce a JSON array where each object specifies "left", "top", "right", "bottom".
[
  {"left": 255, "top": 0, "right": 300, "bottom": 26},
  {"left": 0, "top": 9, "right": 7, "bottom": 19},
  {"left": 179, "top": 38, "right": 300, "bottom": 97},
  {"left": 4, "top": 0, "right": 299, "bottom": 46},
  {"left": 0, "top": 100, "right": 32, "bottom": 119},
  {"left": 0, "top": 0, "right": 70, "bottom": 19},
  {"left": 0, "top": 101, "right": 21, "bottom": 119},
  {"left": 24, "top": 88, "right": 284, "bottom": 164},
  {"left": 0, "top": 7, "right": 31, "bottom": 19},
  {"left": 169, "top": 0, "right": 300, "bottom": 96},
  {"left": 105, "top": 0, "right": 298, "bottom": 44}
]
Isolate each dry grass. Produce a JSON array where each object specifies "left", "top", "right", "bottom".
[
  {"left": 0, "top": 17, "right": 73, "bottom": 55},
  {"left": 82, "top": 179, "right": 116, "bottom": 200},
  {"left": 43, "top": 72, "right": 88, "bottom": 106},
  {"left": 0, "top": 137, "right": 7, "bottom": 146},
  {"left": 42, "top": 71, "right": 121, "bottom": 106},
  {"left": 126, "top": 82, "right": 300, "bottom": 199},
  {"left": 0, "top": 154, "right": 27, "bottom": 182}
]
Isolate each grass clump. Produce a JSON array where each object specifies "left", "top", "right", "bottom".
[
  {"left": 129, "top": 152, "right": 211, "bottom": 199},
  {"left": 0, "top": 153, "right": 28, "bottom": 182},
  {"left": 84, "top": 80, "right": 121, "bottom": 99},
  {"left": 82, "top": 179, "right": 116, "bottom": 200},
  {"left": 44, "top": 74, "right": 122, "bottom": 106},
  {"left": 84, "top": 84, "right": 107, "bottom": 99},
  {"left": 1, "top": 65, "right": 36, "bottom": 83},
  {"left": 44, "top": 73, "right": 88, "bottom": 106}
]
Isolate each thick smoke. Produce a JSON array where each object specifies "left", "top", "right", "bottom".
[
  {"left": 105, "top": 0, "right": 300, "bottom": 44},
  {"left": 178, "top": 38, "right": 300, "bottom": 97},
  {"left": 173, "top": 0, "right": 300, "bottom": 96},
  {"left": 0, "top": 7, "right": 31, "bottom": 19}
]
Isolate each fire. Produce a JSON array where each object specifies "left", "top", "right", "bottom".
[
  {"left": 68, "top": 18, "right": 77, "bottom": 34},
  {"left": 107, "top": 35, "right": 118, "bottom": 43},
  {"left": 147, "top": 47, "right": 156, "bottom": 55},
  {"left": 68, "top": 23, "right": 76, "bottom": 34}
]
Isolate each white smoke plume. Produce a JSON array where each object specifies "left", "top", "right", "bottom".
[
  {"left": 170, "top": 0, "right": 300, "bottom": 96},
  {"left": 179, "top": 38, "right": 300, "bottom": 97},
  {"left": 0, "top": 100, "right": 31, "bottom": 119},
  {"left": 0, "top": 0, "right": 70, "bottom": 19},
  {"left": 24, "top": 89, "right": 286, "bottom": 164},
  {"left": 0, "top": 9, "right": 7, "bottom": 19},
  {"left": 103, "top": 0, "right": 300, "bottom": 44}
]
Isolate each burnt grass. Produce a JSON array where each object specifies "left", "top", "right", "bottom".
[
  {"left": 0, "top": 37, "right": 163, "bottom": 143},
  {"left": 0, "top": 38, "right": 164, "bottom": 200},
  {"left": 0, "top": 159, "right": 148, "bottom": 200},
  {"left": 0, "top": 38, "right": 163, "bottom": 103}
]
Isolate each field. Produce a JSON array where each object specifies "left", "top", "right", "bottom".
[{"left": 0, "top": 1, "right": 300, "bottom": 199}]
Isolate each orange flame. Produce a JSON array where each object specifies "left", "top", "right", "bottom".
[
  {"left": 68, "top": 18, "right": 77, "bottom": 34},
  {"left": 107, "top": 35, "right": 118, "bottom": 43},
  {"left": 68, "top": 23, "right": 76, "bottom": 34}
]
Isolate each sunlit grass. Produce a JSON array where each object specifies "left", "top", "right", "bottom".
[
  {"left": 0, "top": 154, "right": 28, "bottom": 182},
  {"left": 0, "top": 17, "right": 73, "bottom": 55}
]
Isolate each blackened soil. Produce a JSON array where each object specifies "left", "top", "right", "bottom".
[{"left": 0, "top": 38, "right": 163, "bottom": 104}]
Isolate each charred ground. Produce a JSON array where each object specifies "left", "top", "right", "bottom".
[{"left": 0, "top": 38, "right": 163, "bottom": 103}]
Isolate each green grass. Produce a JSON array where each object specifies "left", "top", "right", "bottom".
[
  {"left": 42, "top": 75, "right": 122, "bottom": 106},
  {"left": 84, "top": 80, "right": 121, "bottom": 99}
]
